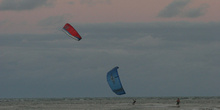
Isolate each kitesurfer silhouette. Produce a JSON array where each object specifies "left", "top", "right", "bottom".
[
  {"left": 132, "top": 99, "right": 136, "bottom": 105},
  {"left": 176, "top": 98, "right": 180, "bottom": 106}
]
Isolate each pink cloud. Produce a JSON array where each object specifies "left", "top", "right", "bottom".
[{"left": 0, "top": 0, "right": 220, "bottom": 34}]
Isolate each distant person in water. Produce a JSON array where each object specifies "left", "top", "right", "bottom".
[
  {"left": 176, "top": 98, "right": 180, "bottom": 106},
  {"left": 132, "top": 99, "right": 136, "bottom": 105}
]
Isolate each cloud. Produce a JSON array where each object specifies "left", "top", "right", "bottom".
[
  {"left": 158, "top": 0, "right": 191, "bottom": 18},
  {"left": 133, "top": 35, "right": 161, "bottom": 47},
  {"left": 1, "top": 22, "right": 220, "bottom": 97},
  {"left": 0, "top": 0, "right": 52, "bottom": 11},
  {"left": 80, "top": 0, "right": 111, "bottom": 5},
  {"left": 158, "top": 0, "right": 209, "bottom": 18},
  {"left": 0, "top": 19, "right": 8, "bottom": 25},
  {"left": 183, "top": 4, "right": 209, "bottom": 18},
  {"left": 67, "top": 1, "right": 74, "bottom": 5},
  {"left": 38, "top": 15, "right": 66, "bottom": 26}
]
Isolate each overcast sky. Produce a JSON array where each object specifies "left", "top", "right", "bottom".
[{"left": 1, "top": 0, "right": 220, "bottom": 98}]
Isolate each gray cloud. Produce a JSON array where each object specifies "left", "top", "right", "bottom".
[
  {"left": 183, "top": 4, "right": 209, "bottom": 18},
  {"left": 0, "top": 0, "right": 51, "bottom": 11},
  {"left": 1, "top": 22, "right": 220, "bottom": 98},
  {"left": 80, "top": 0, "right": 111, "bottom": 5},
  {"left": 67, "top": 1, "right": 74, "bottom": 5},
  {"left": 38, "top": 15, "right": 66, "bottom": 26},
  {"left": 158, "top": 0, "right": 191, "bottom": 18},
  {"left": 158, "top": 0, "right": 208, "bottom": 18},
  {"left": 0, "top": 19, "right": 8, "bottom": 25}
]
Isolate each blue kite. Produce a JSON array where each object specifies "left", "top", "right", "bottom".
[{"left": 107, "top": 66, "right": 126, "bottom": 95}]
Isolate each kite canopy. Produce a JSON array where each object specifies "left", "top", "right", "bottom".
[
  {"left": 107, "top": 66, "right": 126, "bottom": 95},
  {"left": 62, "top": 23, "right": 82, "bottom": 41}
]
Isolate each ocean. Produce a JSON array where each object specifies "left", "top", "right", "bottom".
[{"left": 0, "top": 97, "right": 220, "bottom": 110}]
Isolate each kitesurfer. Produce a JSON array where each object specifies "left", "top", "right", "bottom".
[
  {"left": 132, "top": 99, "right": 136, "bottom": 105},
  {"left": 176, "top": 98, "right": 180, "bottom": 106}
]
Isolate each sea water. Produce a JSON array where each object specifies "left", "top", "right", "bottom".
[{"left": 0, "top": 97, "right": 220, "bottom": 110}]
